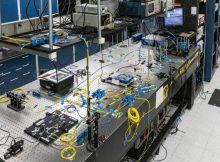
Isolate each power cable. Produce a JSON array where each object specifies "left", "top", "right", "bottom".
[
  {"left": 26, "top": 0, "right": 37, "bottom": 32},
  {"left": 153, "top": 144, "right": 167, "bottom": 162}
]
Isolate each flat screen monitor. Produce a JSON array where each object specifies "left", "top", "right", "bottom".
[{"left": 165, "top": 8, "right": 183, "bottom": 27}]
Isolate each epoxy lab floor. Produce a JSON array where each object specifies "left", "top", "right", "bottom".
[{"left": 153, "top": 67, "right": 220, "bottom": 162}]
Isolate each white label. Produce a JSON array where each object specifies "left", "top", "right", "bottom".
[
  {"left": 22, "top": 55, "right": 29, "bottom": 59},
  {"left": 23, "top": 72, "right": 31, "bottom": 76},
  {"left": 22, "top": 63, "right": 30, "bottom": 67},
  {"left": 156, "top": 86, "right": 164, "bottom": 109},
  {"left": 10, "top": 78, "right": 19, "bottom": 82},
  {"left": 3, "top": 72, "right": 11, "bottom": 76},
  {"left": 191, "top": 7, "right": 197, "bottom": 15},
  {"left": 16, "top": 67, "right": 23, "bottom": 71}
]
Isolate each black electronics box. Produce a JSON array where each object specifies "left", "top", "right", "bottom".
[{"left": 40, "top": 70, "right": 74, "bottom": 94}]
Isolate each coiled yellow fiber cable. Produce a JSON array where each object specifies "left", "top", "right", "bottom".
[
  {"left": 60, "top": 146, "right": 76, "bottom": 160},
  {"left": 127, "top": 107, "right": 141, "bottom": 124},
  {"left": 60, "top": 132, "right": 75, "bottom": 143}
]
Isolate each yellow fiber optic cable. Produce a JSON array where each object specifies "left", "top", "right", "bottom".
[
  {"left": 60, "top": 146, "right": 76, "bottom": 160},
  {"left": 1, "top": 36, "right": 30, "bottom": 43},
  {"left": 12, "top": 88, "right": 25, "bottom": 94},
  {"left": 123, "top": 107, "right": 141, "bottom": 144},
  {"left": 65, "top": 99, "right": 81, "bottom": 106},
  {"left": 60, "top": 132, "right": 75, "bottom": 143},
  {"left": 127, "top": 107, "right": 141, "bottom": 124},
  {"left": 0, "top": 96, "right": 9, "bottom": 103},
  {"left": 80, "top": 37, "right": 91, "bottom": 117},
  {"left": 136, "top": 98, "right": 153, "bottom": 117}
]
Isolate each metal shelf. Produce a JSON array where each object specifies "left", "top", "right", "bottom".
[
  {"left": 0, "top": 35, "right": 82, "bottom": 59},
  {"left": 0, "top": 20, "right": 140, "bottom": 59}
]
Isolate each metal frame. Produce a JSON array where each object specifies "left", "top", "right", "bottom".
[
  {"left": 48, "top": 0, "right": 53, "bottom": 50},
  {"left": 97, "top": 0, "right": 102, "bottom": 41},
  {"left": 0, "top": 0, "right": 2, "bottom": 37}
]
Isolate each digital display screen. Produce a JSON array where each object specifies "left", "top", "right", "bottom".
[{"left": 165, "top": 8, "right": 183, "bottom": 27}]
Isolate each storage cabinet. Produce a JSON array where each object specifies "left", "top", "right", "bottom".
[
  {"left": 0, "top": 54, "right": 36, "bottom": 95},
  {"left": 204, "top": 0, "right": 219, "bottom": 81}
]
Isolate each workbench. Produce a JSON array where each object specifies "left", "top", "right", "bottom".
[{"left": 0, "top": 40, "right": 201, "bottom": 162}]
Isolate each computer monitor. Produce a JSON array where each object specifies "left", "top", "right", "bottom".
[{"left": 164, "top": 8, "right": 183, "bottom": 27}]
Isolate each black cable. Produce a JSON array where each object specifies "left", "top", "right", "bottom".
[
  {"left": 64, "top": 105, "right": 84, "bottom": 119},
  {"left": 170, "top": 126, "right": 185, "bottom": 135},
  {"left": 170, "top": 116, "right": 185, "bottom": 135},
  {"left": 0, "top": 128, "right": 17, "bottom": 147},
  {"left": 63, "top": 0, "right": 72, "bottom": 25},
  {"left": 39, "top": 2, "right": 48, "bottom": 19},
  {"left": 26, "top": 0, "right": 36, "bottom": 32},
  {"left": 14, "top": 137, "right": 35, "bottom": 144},
  {"left": 34, "top": 0, "right": 42, "bottom": 30},
  {"left": 52, "top": 61, "right": 59, "bottom": 83},
  {"left": 34, "top": 0, "right": 40, "bottom": 17},
  {"left": 117, "top": 61, "right": 138, "bottom": 72},
  {"left": 36, "top": 2, "right": 49, "bottom": 30},
  {"left": 198, "top": 82, "right": 212, "bottom": 100},
  {"left": 0, "top": 128, "right": 11, "bottom": 146},
  {"left": 10, "top": 137, "right": 17, "bottom": 146},
  {"left": 116, "top": 47, "right": 142, "bottom": 72},
  {"left": 34, "top": 0, "right": 40, "bottom": 29},
  {"left": 153, "top": 144, "right": 167, "bottom": 162},
  {"left": 55, "top": 61, "right": 76, "bottom": 76},
  {"left": 59, "top": 0, "right": 67, "bottom": 25}
]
